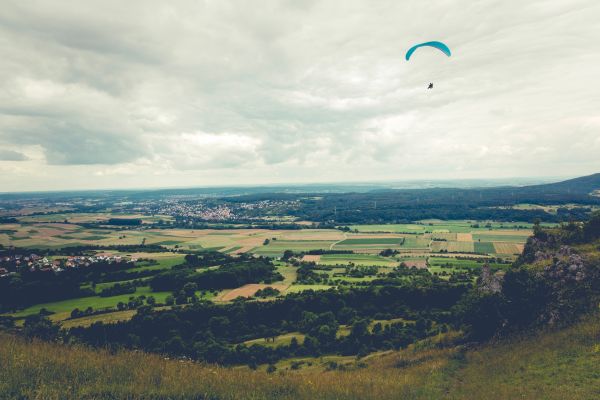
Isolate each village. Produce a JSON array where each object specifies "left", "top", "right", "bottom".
[{"left": 0, "top": 253, "right": 135, "bottom": 277}]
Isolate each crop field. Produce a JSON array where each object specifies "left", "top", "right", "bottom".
[
  {"left": 301, "top": 254, "right": 321, "bottom": 262},
  {"left": 427, "top": 257, "right": 508, "bottom": 270},
  {"left": 285, "top": 284, "right": 333, "bottom": 293},
  {"left": 400, "top": 237, "right": 431, "bottom": 249},
  {"left": 472, "top": 232, "right": 531, "bottom": 242},
  {"left": 254, "top": 240, "right": 336, "bottom": 256},
  {"left": 216, "top": 283, "right": 289, "bottom": 301},
  {"left": 0, "top": 217, "right": 533, "bottom": 260},
  {"left": 18, "top": 213, "right": 175, "bottom": 225},
  {"left": 493, "top": 242, "right": 525, "bottom": 254},
  {"left": 398, "top": 258, "right": 428, "bottom": 268},
  {"left": 337, "top": 238, "right": 403, "bottom": 245},
  {"left": 318, "top": 254, "right": 397, "bottom": 267},
  {"left": 447, "top": 241, "right": 476, "bottom": 253},
  {"left": 429, "top": 232, "right": 457, "bottom": 241}
]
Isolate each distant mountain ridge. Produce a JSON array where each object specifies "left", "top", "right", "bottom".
[{"left": 526, "top": 172, "right": 600, "bottom": 194}]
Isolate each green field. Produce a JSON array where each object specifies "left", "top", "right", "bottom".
[
  {"left": 319, "top": 253, "right": 397, "bottom": 267},
  {"left": 472, "top": 233, "right": 530, "bottom": 242},
  {"left": 243, "top": 332, "right": 306, "bottom": 348},
  {"left": 286, "top": 284, "right": 333, "bottom": 293},
  {"left": 400, "top": 237, "right": 430, "bottom": 248},
  {"left": 133, "top": 255, "right": 186, "bottom": 271},
  {"left": 9, "top": 286, "right": 173, "bottom": 319},
  {"left": 428, "top": 257, "right": 508, "bottom": 270},
  {"left": 337, "top": 238, "right": 403, "bottom": 245},
  {"left": 474, "top": 241, "right": 496, "bottom": 254}
]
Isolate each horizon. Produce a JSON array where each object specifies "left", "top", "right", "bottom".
[
  {"left": 0, "top": 174, "right": 576, "bottom": 195},
  {"left": 1, "top": 1, "right": 599, "bottom": 191}
]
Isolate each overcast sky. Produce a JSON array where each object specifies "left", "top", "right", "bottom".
[{"left": 0, "top": 0, "right": 599, "bottom": 191}]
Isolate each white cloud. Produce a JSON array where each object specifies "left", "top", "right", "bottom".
[{"left": 0, "top": 0, "right": 598, "bottom": 191}]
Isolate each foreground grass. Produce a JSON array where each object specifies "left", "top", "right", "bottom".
[{"left": 1, "top": 314, "right": 599, "bottom": 399}]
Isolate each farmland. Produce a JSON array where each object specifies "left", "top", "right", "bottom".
[
  {"left": 0, "top": 216, "right": 540, "bottom": 260},
  {"left": 0, "top": 214, "right": 536, "bottom": 342}
]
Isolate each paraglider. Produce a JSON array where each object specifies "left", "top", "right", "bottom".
[
  {"left": 405, "top": 41, "right": 451, "bottom": 61},
  {"left": 405, "top": 41, "right": 451, "bottom": 89}
]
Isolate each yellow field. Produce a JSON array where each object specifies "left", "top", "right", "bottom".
[
  {"left": 301, "top": 255, "right": 321, "bottom": 262},
  {"left": 216, "top": 283, "right": 289, "bottom": 301},
  {"left": 493, "top": 242, "right": 522, "bottom": 254},
  {"left": 456, "top": 233, "right": 473, "bottom": 241},
  {"left": 446, "top": 241, "right": 475, "bottom": 252}
]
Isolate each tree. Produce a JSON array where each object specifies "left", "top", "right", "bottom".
[
  {"left": 583, "top": 211, "right": 600, "bottom": 240},
  {"left": 146, "top": 296, "right": 156, "bottom": 306},
  {"left": 165, "top": 295, "right": 175, "bottom": 306},
  {"left": 282, "top": 250, "right": 294, "bottom": 260},
  {"left": 23, "top": 315, "right": 59, "bottom": 341},
  {"left": 183, "top": 282, "right": 198, "bottom": 297},
  {"left": 175, "top": 291, "right": 188, "bottom": 305},
  {"left": 350, "top": 319, "right": 369, "bottom": 338},
  {"left": 117, "top": 302, "right": 126, "bottom": 311},
  {"left": 209, "top": 316, "right": 230, "bottom": 336},
  {"left": 266, "top": 364, "right": 277, "bottom": 374}
]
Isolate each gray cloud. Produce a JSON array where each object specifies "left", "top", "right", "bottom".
[
  {"left": 0, "top": 0, "right": 598, "bottom": 190},
  {"left": 0, "top": 149, "right": 28, "bottom": 161}
]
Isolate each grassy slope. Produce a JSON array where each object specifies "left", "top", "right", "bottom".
[{"left": 1, "top": 314, "right": 598, "bottom": 400}]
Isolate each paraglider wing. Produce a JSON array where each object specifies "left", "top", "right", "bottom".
[{"left": 405, "top": 41, "right": 451, "bottom": 61}]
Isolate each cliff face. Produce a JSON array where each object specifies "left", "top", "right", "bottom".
[
  {"left": 532, "top": 244, "right": 592, "bottom": 325},
  {"left": 476, "top": 222, "right": 600, "bottom": 331},
  {"left": 478, "top": 264, "right": 503, "bottom": 294}
]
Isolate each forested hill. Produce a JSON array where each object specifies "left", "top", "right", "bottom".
[
  {"left": 524, "top": 172, "right": 600, "bottom": 195},
  {"left": 224, "top": 173, "right": 600, "bottom": 223}
]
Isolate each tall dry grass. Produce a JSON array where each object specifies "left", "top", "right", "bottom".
[
  {"left": 0, "top": 334, "right": 448, "bottom": 400},
  {"left": 1, "top": 315, "right": 599, "bottom": 399}
]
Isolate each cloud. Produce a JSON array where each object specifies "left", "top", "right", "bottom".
[
  {"left": 0, "top": 0, "right": 598, "bottom": 190},
  {"left": 0, "top": 149, "right": 28, "bottom": 161}
]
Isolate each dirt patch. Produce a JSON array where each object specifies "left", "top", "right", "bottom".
[
  {"left": 456, "top": 233, "right": 473, "bottom": 242},
  {"left": 301, "top": 255, "right": 321, "bottom": 262},
  {"left": 401, "top": 259, "right": 428, "bottom": 269},
  {"left": 351, "top": 249, "right": 383, "bottom": 254},
  {"left": 217, "top": 283, "right": 289, "bottom": 301}
]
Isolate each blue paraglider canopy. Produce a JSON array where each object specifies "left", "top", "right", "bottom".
[{"left": 405, "top": 41, "right": 451, "bottom": 61}]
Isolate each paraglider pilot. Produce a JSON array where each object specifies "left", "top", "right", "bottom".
[{"left": 428, "top": 83, "right": 433, "bottom": 89}]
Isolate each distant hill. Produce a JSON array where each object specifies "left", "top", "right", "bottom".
[{"left": 526, "top": 172, "right": 600, "bottom": 195}]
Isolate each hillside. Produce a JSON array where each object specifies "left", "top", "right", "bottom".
[
  {"left": 1, "top": 313, "right": 599, "bottom": 399},
  {"left": 529, "top": 172, "right": 600, "bottom": 195}
]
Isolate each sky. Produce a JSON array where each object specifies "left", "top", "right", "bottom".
[{"left": 0, "top": 0, "right": 599, "bottom": 192}]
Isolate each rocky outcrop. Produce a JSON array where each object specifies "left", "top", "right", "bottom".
[{"left": 477, "top": 263, "right": 504, "bottom": 294}]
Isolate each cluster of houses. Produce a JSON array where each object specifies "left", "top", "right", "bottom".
[
  {"left": 155, "top": 200, "right": 235, "bottom": 221},
  {"left": 0, "top": 253, "right": 135, "bottom": 277}
]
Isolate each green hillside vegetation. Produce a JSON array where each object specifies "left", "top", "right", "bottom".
[{"left": 1, "top": 313, "right": 598, "bottom": 399}]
